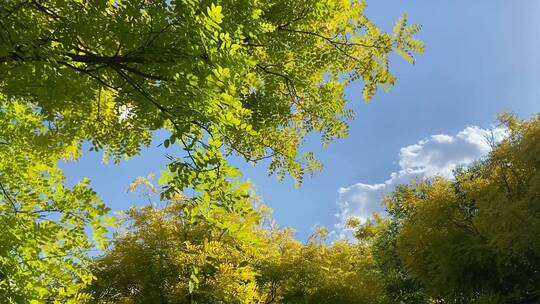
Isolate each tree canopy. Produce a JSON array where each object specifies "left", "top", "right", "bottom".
[
  {"left": 0, "top": 0, "right": 423, "bottom": 302},
  {"left": 88, "top": 179, "right": 384, "bottom": 303},
  {"left": 1, "top": 0, "right": 423, "bottom": 183},
  {"left": 353, "top": 114, "right": 540, "bottom": 303}
]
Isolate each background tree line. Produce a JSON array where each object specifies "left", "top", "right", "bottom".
[{"left": 88, "top": 114, "right": 540, "bottom": 303}]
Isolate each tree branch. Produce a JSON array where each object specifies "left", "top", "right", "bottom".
[
  {"left": 276, "top": 26, "right": 380, "bottom": 49},
  {"left": 0, "top": 180, "right": 18, "bottom": 213}
]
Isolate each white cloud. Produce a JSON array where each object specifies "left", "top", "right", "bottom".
[{"left": 334, "top": 126, "right": 508, "bottom": 239}]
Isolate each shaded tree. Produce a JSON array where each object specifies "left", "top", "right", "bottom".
[{"left": 372, "top": 115, "right": 540, "bottom": 303}]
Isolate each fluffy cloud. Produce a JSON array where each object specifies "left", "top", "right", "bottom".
[{"left": 334, "top": 126, "right": 508, "bottom": 239}]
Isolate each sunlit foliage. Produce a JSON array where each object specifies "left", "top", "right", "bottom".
[
  {"left": 88, "top": 180, "right": 385, "bottom": 303},
  {"left": 0, "top": 0, "right": 422, "bottom": 301},
  {"left": 0, "top": 98, "right": 115, "bottom": 303}
]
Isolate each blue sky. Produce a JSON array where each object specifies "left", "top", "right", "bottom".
[{"left": 62, "top": 0, "right": 540, "bottom": 241}]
